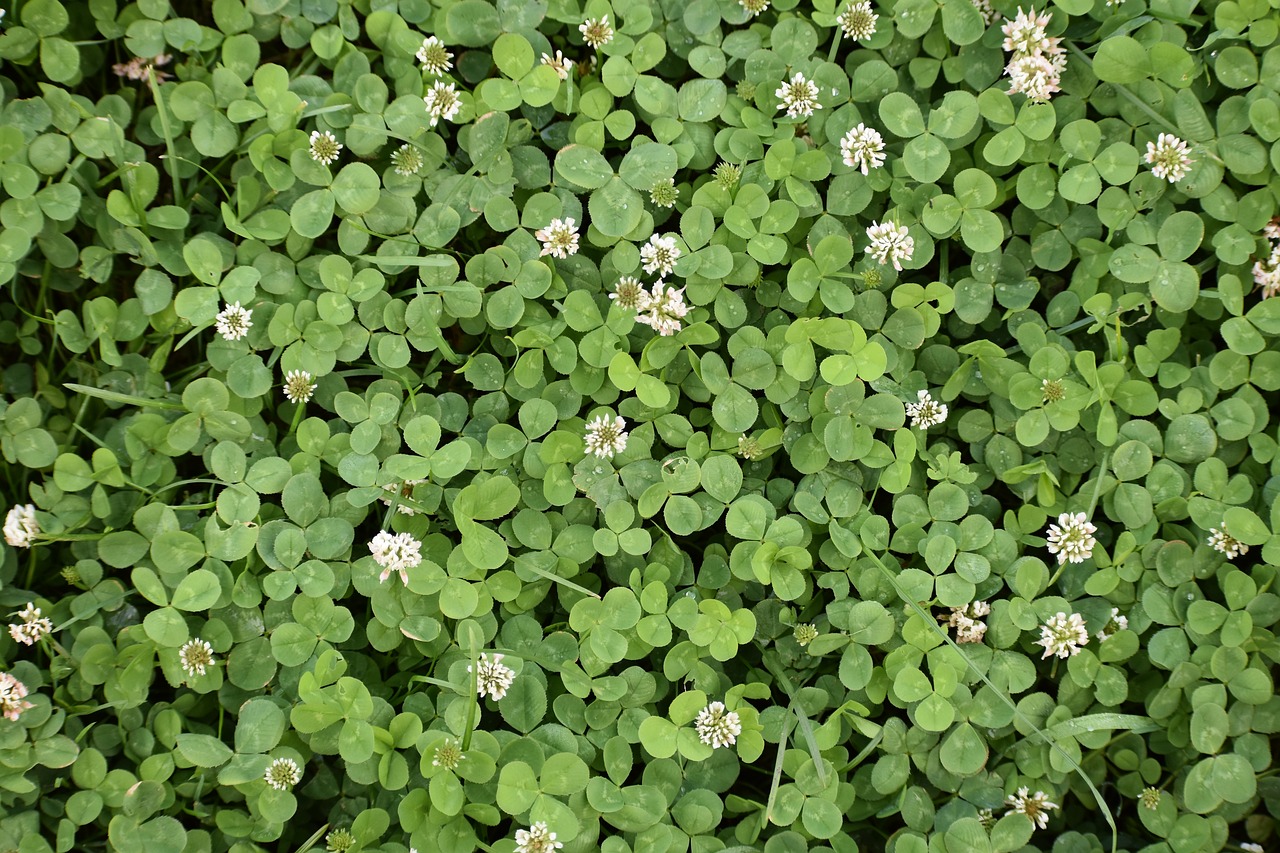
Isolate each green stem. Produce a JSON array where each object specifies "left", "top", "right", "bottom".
[{"left": 146, "top": 67, "right": 185, "bottom": 209}]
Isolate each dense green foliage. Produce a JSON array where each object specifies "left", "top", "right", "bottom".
[{"left": 2, "top": 0, "right": 1280, "bottom": 852}]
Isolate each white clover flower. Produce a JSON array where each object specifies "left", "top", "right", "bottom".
[
  {"left": 585, "top": 415, "right": 628, "bottom": 458},
  {"left": 775, "top": 73, "right": 821, "bottom": 119},
  {"left": 1000, "top": 7, "right": 1065, "bottom": 102},
  {"left": 1006, "top": 52, "right": 1061, "bottom": 103},
  {"left": 639, "top": 233, "right": 681, "bottom": 276},
  {"left": 214, "top": 301, "right": 252, "bottom": 341},
  {"left": 695, "top": 701, "right": 742, "bottom": 749},
  {"left": 380, "top": 480, "right": 424, "bottom": 515},
  {"left": 947, "top": 601, "right": 990, "bottom": 644},
  {"left": 432, "top": 738, "right": 464, "bottom": 770},
  {"left": 978, "top": 808, "right": 996, "bottom": 829},
  {"left": 309, "top": 130, "right": 342, "bottom": 166},
  {"left": 738, "top": 435, "right": 762, "bottom": 460},
  {"left": 7, "top": 603, "right": 53, "bottom": 646},
  {"left": 1139, "top": 787, "right": 1161, "bottom": 809},
  {"left": 793, "top": 623, "right": 818, "bottom": 646},
  {"left": 416, "top": 36, "right": 453, "bottom": 74},
  {"left": 265, "top": 757, "right": 302, "bottom": 790},
  {"left": 391, "top": 144, "right": 424, "bottom": 176},
  {"left": 514, "top": 822, "right": 563, "bottom": 853},
  {"left": 1207, "top": 526, "right": 1248, "bottom": 560},
  {"left": 3, "top": 504, "right": 38, "bottom": 548},
  {"left": 1144, "top": 133, "right": 1194, "bottom": 183},
  {"left": 650, "top": 177, "right": 678, "bottom": 208},
  {"left": 865, "top": 220, "right": 914, "bottom": 270},
  {"left": 1045, "top": 512, "right": 1097, "bottom": 564},
  {"left": 535, "top": 217, "right": 580, "bottom": 259},
  {"left": 739, "top": 0, "right": 770, "bottom": 16},
  {"left": 368, "top": 531, "right": 423, "bottom": 585},
  {"left": 423, "top": 81, "right": 462, "bottom": 127},
  {"left": 1095, "top": 607, "right": 1128, "bottom": 642},
  {"left": 471, "top": 652, "right": 516, "bottom": 700},
  {"left": 1001, "top": 7, "right": 1054, "bottom": 55},
  {"left": 840, "top": 123, "right": 886, "bottom": 174},
  {"left": 579, "top": 15, "right": 614, "bottom": 48},
  {"left": 283, "top": 370, "right": 317, "bottom": 404},
  {"left": 1035, "top": 612, "right": 1089, "bottom": 659},
  {"left": 1265, "top": 219, "right": 1280, "bottom": 240},
  {"left": 1004, "top": 787, "right": 1058, "bottom": 830},
  {"left": 610, "top": 276, "right": 650, "bottom": 311},
  {"left": 635, "top": 280, "right": 689, "bottom": 336},
  {"left": 112, "top": 53, "right": 173, "bottom": 81},
  {"left": 905, "top": 389, "right": 947, "bottom": 429},
  {"left": 540, "top": 51, "right": 575, "bottom": 81},
  {"left": 972, "top": 0, "right": 997, "bottom": 25},
  {"left": 1240, "top": 844, "right": 1264, "bottom": 853},
  {"left": 179, "top": 638, "right": 215, "bottom": 677},
  {"left": 0, "top": 672, "right": 34, "bottom": 722},
  {"left": 837, "top": 1, "right": 878, "bottom": 41},
  {"left": 1252, "top": 241, "right": 1280, "bottom": 298}
]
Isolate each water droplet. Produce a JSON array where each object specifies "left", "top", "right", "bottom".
[{"left": 622, "top": 204, "right": 628, "bottom": 209}]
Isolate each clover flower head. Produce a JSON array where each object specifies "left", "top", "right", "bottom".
[
  {"left": 514, "top": 822, "right": 563, "bottom": 853},
  {"left": 585, "top": 415, "right": 628, "bottom": 458},
  {"left": 695, "top": 701, "right": 742, "bottom": 748},
  {"left": 840, "top": 124, "right": 886, "bottom": 175},
  {"left": 1254, "top": 250, "right": 1280, "bottom": 299},
  {"left": 265, "top": 757, "right": 302, "bottom": 790},
  {"left": 775, "top": 73, "right": 821, "bottom": 119},
  {"left": 1006, "top": 52, "right": 1062, "bottom": 103},
  {"left": 640, "top": 233, "right": 681, "bottom": 276},
  {"left": 179, "top": 638, "right": 215, "bottom": 677},
  {"left": 1207, "top": 526, "right": 1248, "bottom": 560},
  {"left": 1001, "top": 7, "right": 1054, "bottom": 55},
  {"left": 113, "top": 53, "right": 173, "bottom": 81},
  {"left": 837, "top": 1, "right": 878, "bottom": 41},
  {"left": 1004, "top": 787, "right": 1059, "bottom": 830},
  {"left": 326, "top": 828, "right": 356, "bottom": 852},
  {"left": 309, "top": 130, "right": 342, "bottom": 165},
  {"left": 650, "top": 178, "right": 678, "bottom": 208},
  {"left": 283, "top": 370, "right": 317, "bottom": 404},
  {"left": 381, "top": 480, "right": 425, "bottom": 515},
  {"left": 1139, "top": 787, "right": 1161, "bottom": 809},
  {"left": 1041, "top": 377, "right": 1066, "bottom": 403},
  {"left": 793, "top": 623, "right": 818, "bottom": 646},
  {"left": 738, "top": 435, "right": 762, "bottom": 460},
  {"left": 905, "top": 389, "right": 947, "bottom": 429},
  {"left": 535, "top": 217, "right": 580, "bottom": 259},
  {"left": 972, "top": 0, "right": 997, "bottom": 25},
  {"left": 541, "top": 51, "right": 575, "bottom": 81},
  {"left": 579, "top": 15, "right": 614, "bottom": 48},
  {"left": 865, "top": 220, "right": 914, "bottom": 270},
  {"left": 1145, "top": 133, "right": 1194, "bottom": 183},
  {"left": 416, "top": 36, "right": 453, "bottom": 74},
  {"left": 215, "top": 301, "right": 253, "bottom": 341},
  {"left": 739, "top": 0, "right": 771, "bottom": 17},
  {"left": 423, "top": 81, "right": 462, "bottom": 127},
  {"left": 978, "top": 808, "right": 996, "bottom": 829},
  {"left": 947, "top": 601, "right": 990, "bottom": 644},
  {"left": 635, "top": 280, "right": 689, "bottom": 336},
  {"left": 610, "top": 276, "right": 649, "bottom": 311},
  {"left": 391, "top": 144, "right": 424, "bottom": 176},
  {"left": 1045, "top": 512, "right": 1097, "bottom": 564},
  {"left": 1264, "top": 218, "right": 1280, "bottom": 241},
  {"left": 471, "top": 652, "right": 516, "bottom": 700},
  {"left": 1035, "top": 612, "right": 1089, "bottom": 659},
  {"left": 0, "top": 672, "right": 34, "bottom": 722},
  {"left": 1095, "top": 607, "right": 1128, "bottom": 642},
  {"left": 432, "top": 738, "right": 464, "bottom": 770},
  {"left": 715, "top": 162, "right": 742, "bottom": 188},
  {"left": 3, "top": 504, "right": 38, "bottom": 548},
  {"left": 368, "top": 531, "right": 423, "bottom": 585},
  {"left": 8, "top": 603, "right": 53, "bottom": 646}
]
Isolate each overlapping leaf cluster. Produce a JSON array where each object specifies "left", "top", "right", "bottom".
[{"left": 1, "top": 0, "right": 1279, "bottom": 851}]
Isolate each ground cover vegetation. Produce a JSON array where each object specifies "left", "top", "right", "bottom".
[{"left": 1, "top": 0, "right": 1280, "bottom": 851}]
